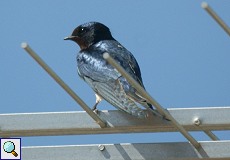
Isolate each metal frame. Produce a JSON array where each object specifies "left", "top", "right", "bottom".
[
  {"left": 21, "top": 141, "right": 230, "bottom": 160},
  {"left": 0, "top": 107, "right": 229, "bottom": 137}
]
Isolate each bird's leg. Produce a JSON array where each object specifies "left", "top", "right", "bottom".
[
  {"left": 92, "top": 94, "right": 102, "bottom": 111},
  {"left": 92, "top": 101, "right": 99, "bottom": 111}
]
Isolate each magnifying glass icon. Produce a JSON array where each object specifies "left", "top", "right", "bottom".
[{"left": 3, "top": 141, "right": 18, "bottom": 157}]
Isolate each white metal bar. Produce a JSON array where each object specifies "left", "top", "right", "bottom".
[
  {"left": 0, "top": 107, "right": 229, "bottom": 137},
  {"left": 21, "top": 43, "right": 106, "bottom": 128},
  {"left": 201, "top": 2, "right": 230, "bottom": 36},
  {"left": 103, "top": 53, "right": 200, "bottom": 148},
  {"left": 21, "top": 141, "right": 230, "bottom": 160}
]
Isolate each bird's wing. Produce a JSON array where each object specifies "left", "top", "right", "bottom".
[
  {"left": 77, "top": 40, "right": 152, "bottom": 117},
  {"left": 104, "top": 41, "right": 145, "bottom": 87},
  {"left": 103, "top": 41, "right": 151, "bottom": 105},
  {"left": 84, "top": 76, "right": 147, "bottom": 118},
  {"left": 77, "top": 49, "right": 121, "bottom": 82}
]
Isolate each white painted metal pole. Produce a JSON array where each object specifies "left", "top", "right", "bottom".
[
  {"left": 103, "top": 53, "right": 200, "bottom": 149},
  {"left": 202, "top": 2, "right": 230, "bottom": 36},
  {"left": 21, "top": 43, "right": 106, "bottom": 128}
]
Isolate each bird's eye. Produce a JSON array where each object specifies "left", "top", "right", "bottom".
[{"left": 78, "top": 27, "right": 87, "bottom": 34}]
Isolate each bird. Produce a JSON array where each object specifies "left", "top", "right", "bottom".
[{"left": 64, "top": 22, "right": 165, "bottom": 119}]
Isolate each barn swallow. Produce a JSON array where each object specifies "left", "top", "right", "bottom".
[{"left": 64, "top": 22, "right": 164, "bottom": 119}]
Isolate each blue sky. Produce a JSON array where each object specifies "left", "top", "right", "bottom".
[{"left": 1, "top": 0, "right": 229, "bottom": 146}]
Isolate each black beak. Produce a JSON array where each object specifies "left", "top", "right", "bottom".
[{"left": 64, "top": 36, "right": 77, "bottom": 40}]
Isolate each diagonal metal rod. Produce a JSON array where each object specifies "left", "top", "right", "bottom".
[
  {"left": 202, "top": 2, "right": 230, "bottom": 36},
  {"left": 103, "top": 52, "right": 200, "bottom": 149},
  {"left": 201, "top": 2, "right": 224, "bottom": 142},
  {"left": 21, "top": 43, "right": 106, "bottom": 128},
  {"left": 204, "top": 130, "right": 219, "bottom": 141}
]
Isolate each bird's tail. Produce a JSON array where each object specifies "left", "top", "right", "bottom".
[{"left": 143, "top": 102, "right": 170, "bottom": 121}]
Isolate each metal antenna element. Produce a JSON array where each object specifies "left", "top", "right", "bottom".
[
  {"left": 103, "top": 52, "right": 200, "bottom": 149},
  {"left": 21, "top": 43, "right": 106, "bottom": 128},
  {"left": 202, "top": 2, "right": 230, "bottom": 36},
  {"left": 204, "top": 130, "right": 219, "bottom": 141},
  {"left": 200, "top": 1, "right": 226, "bottom": 141}
]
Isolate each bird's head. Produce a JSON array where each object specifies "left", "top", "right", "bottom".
[{"left": 64, "top": 22, "right": 114, "bottom": 50}]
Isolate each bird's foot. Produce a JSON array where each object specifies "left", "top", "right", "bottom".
[
  {"left": 93, "top": 108, "right": 99, "bottom": 114},
  {"left": 92, "top": 102, "right": 99, "bottom": 114}
]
